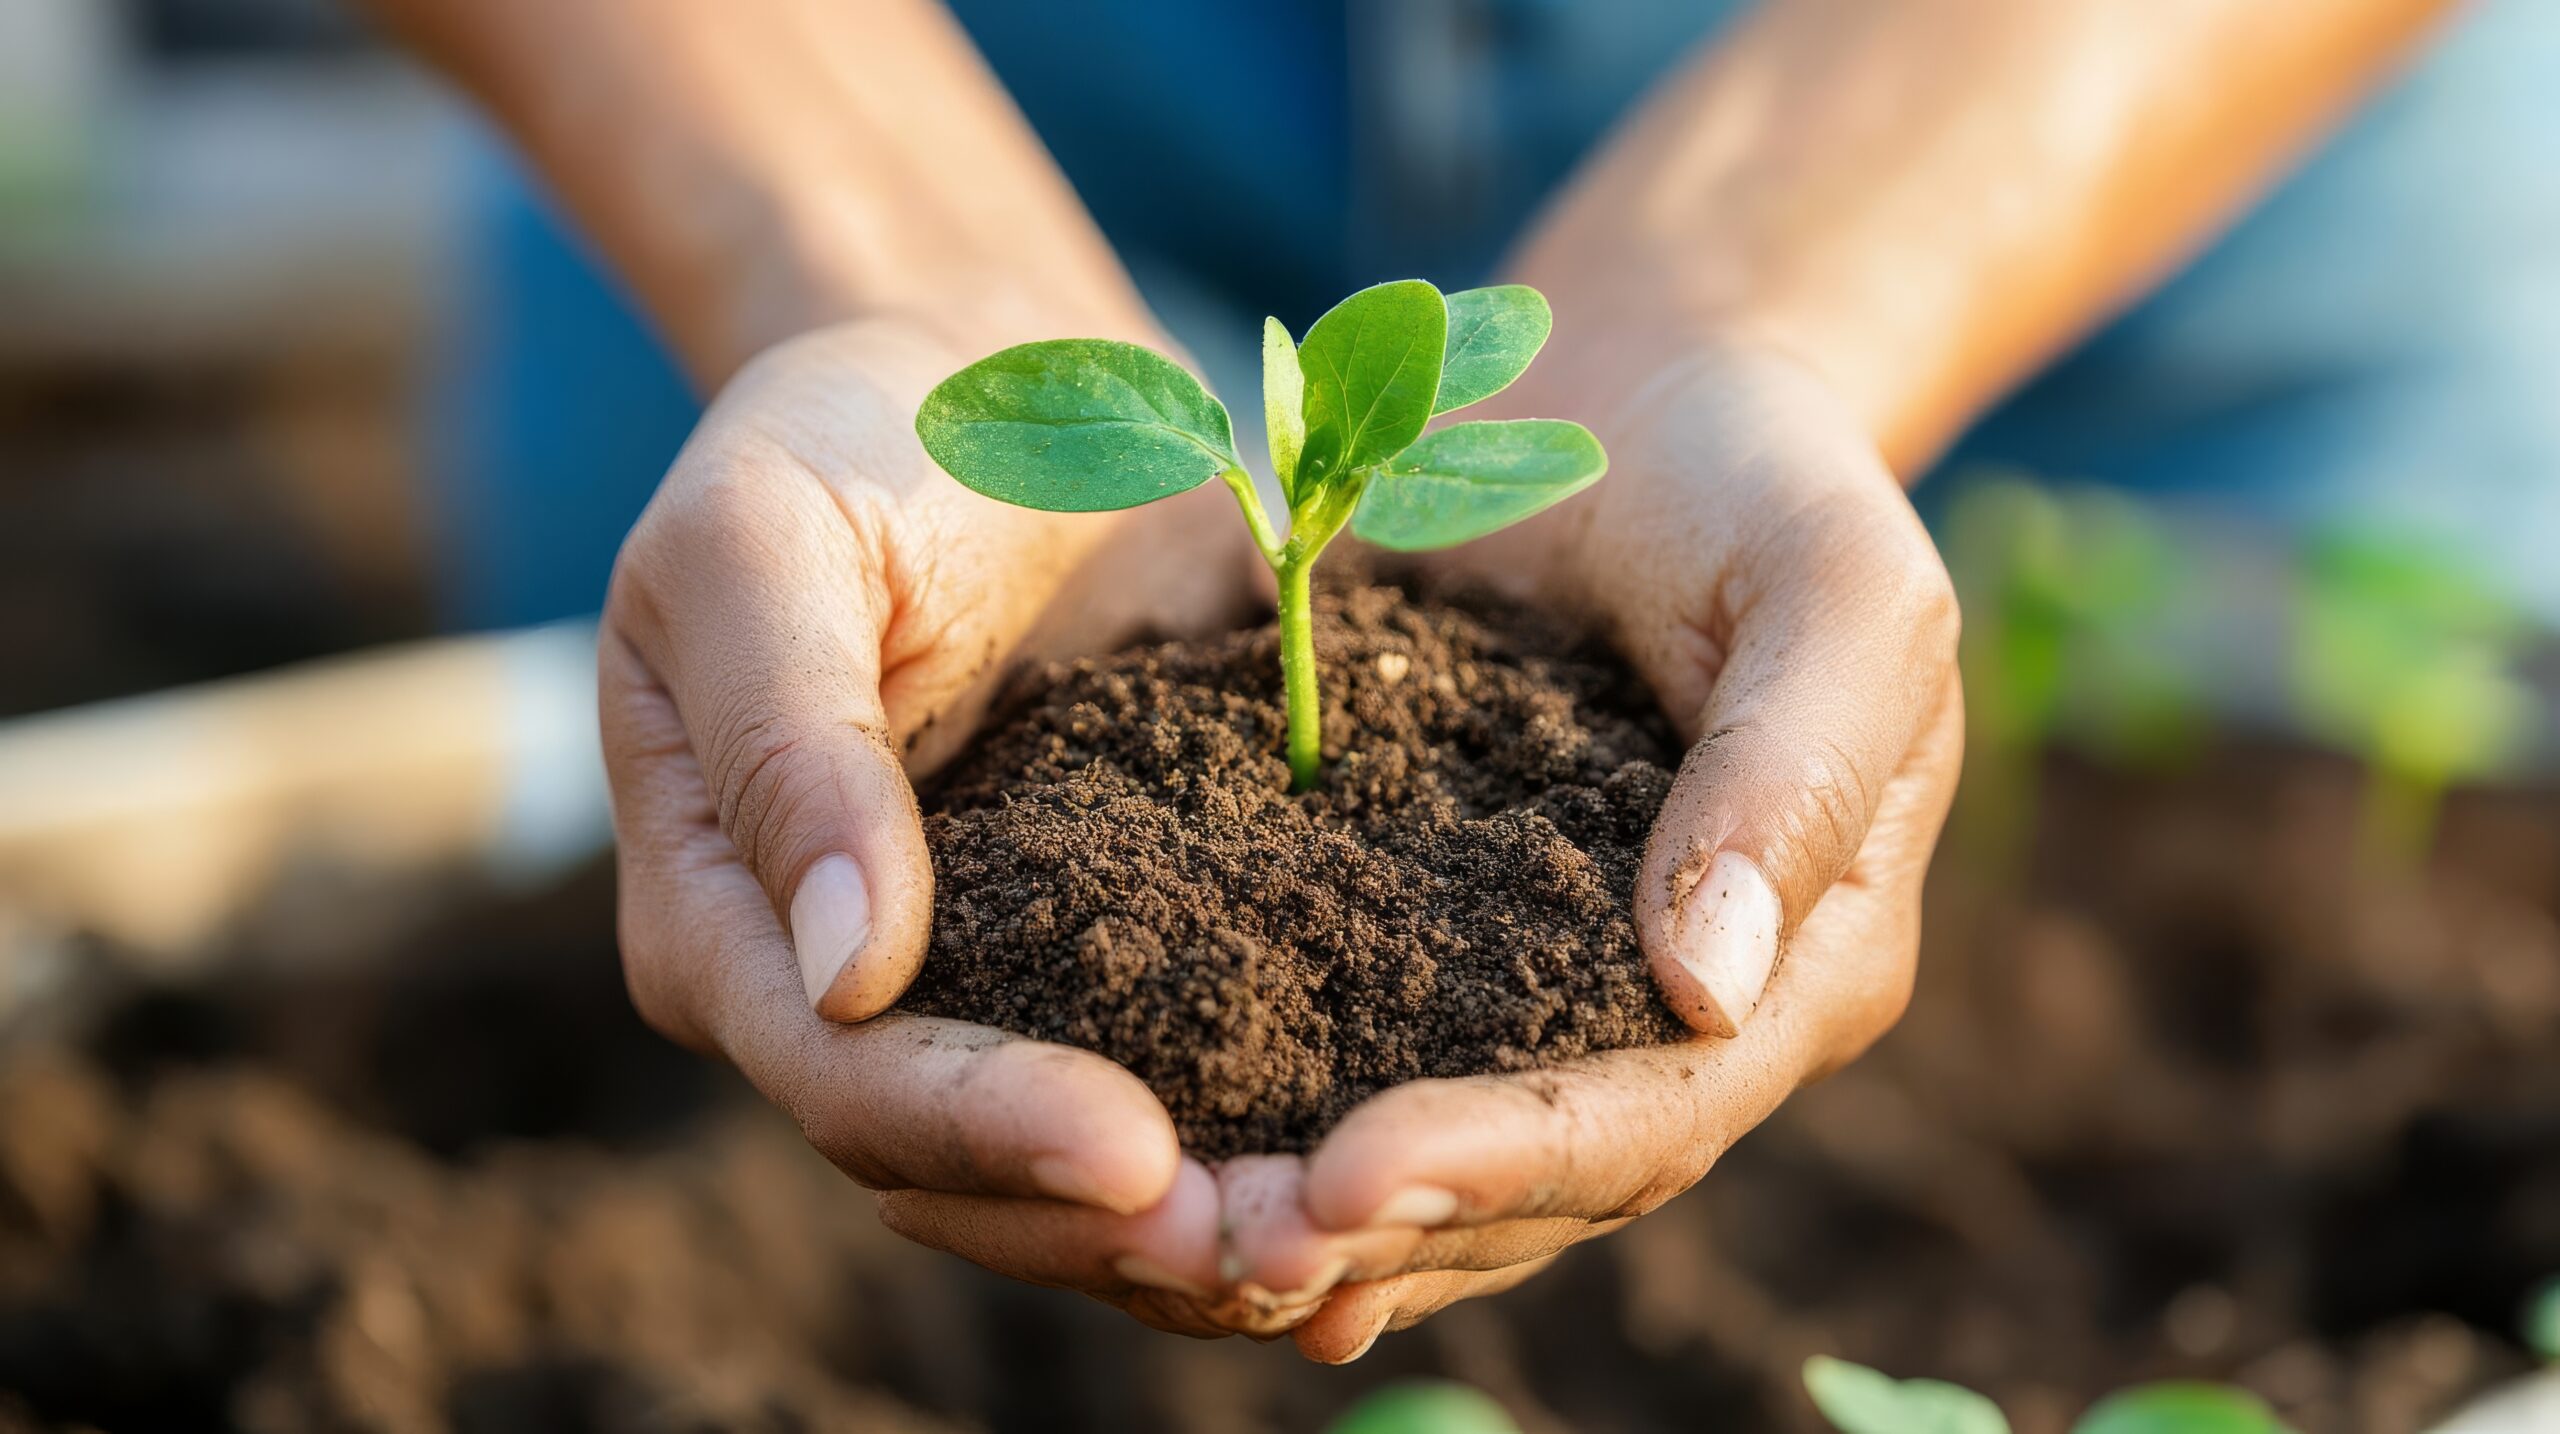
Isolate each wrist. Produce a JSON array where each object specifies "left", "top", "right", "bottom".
[{"left": 418, "top": 0, "right": 1162, "bottom": 386}]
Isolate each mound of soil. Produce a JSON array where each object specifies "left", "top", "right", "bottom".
[{"left": 902, "top": 583, "right": 1686, "bottom": 1157}]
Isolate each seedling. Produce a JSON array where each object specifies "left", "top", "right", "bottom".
[
  {"left": 1805, "top": 1356, "right": 2293, "bottom": 1434},
  {"left": 2288, "top": 527, "right": 2540, "bottom": 864},
  {"left": 914, "top": 280, "right": 1606, "bottom": 790}
]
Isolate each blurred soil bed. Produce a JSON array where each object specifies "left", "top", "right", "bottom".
[{"left": 0, "top": 748, "right": 2555, "bottom": 1434}]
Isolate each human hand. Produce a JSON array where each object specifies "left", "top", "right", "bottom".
[
  {"left": 1214, "top": 334, "right": 1966, "bottom": 1357},
  {"left": 599, "top": 315, "right": 1266, "bottom": 1329}
]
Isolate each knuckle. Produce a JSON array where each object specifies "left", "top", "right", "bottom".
[
  {"left": 614, "top": 893, "right": 703, "bottom": 1054},
  {"left": 784, "top": 1077, "right": 899, "bottom": 1190},
  {"left": 1600, "top": 1170, "right": 1693, "bottom": 1222},
  {"left": 1907, "top": 538, "right": 1959, "bottom": 626},
  {"left": 700, "top": 711, "right": 822, "bottom": 883},
  {"left": 1764, "top": 735, "right": 1875, "bottom": 897},
  {"left": 1902, "top": 548, "right": 1963, "bottom": 675},
  {"left": 1818, "top": 923, "right": 1923, "bottom": 1080}
]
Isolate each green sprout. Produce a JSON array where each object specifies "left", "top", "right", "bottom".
[
  {"left": 914, "top": 280, "right": 1606, "bottom": 790},
  {"left": 1324, "top": 1381, "right": 1523, "bottom": 1434},
  {"left": 1942, "top": 477, "right": 2204, "bottom": 873},
  {"left": 1805, "top": 1357, "right": 2293, "bottom": 1434},
  {"left": 1804, "top": 1355, "right": 2011, "bottom": 1434},
  {"left": 2289, "top": 527, "right": 2541, "bottom": 864}
]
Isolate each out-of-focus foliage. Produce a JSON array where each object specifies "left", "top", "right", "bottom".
[
  {"left": 1805, "top": 1360, "right": 2294, "bottom": 1434},
  {"left": 1947, "top": 476, "right": 2204, "bottom": 765},
  {"left": 2075, "top": 1382, "right": 2289, "bottom": 1434},
  {"left": 1943, "top": 477, "right": 2205, "bottom": 871},
  {"left": 2289, "top": 527, "right": 2540, "bottom": 860},
  {"left": 1324, "top": 1380, "right": 1522, "bottom": 1434},
  {"left": 2526, "top": 1276, "right": 2560, "bottom": 1363},
  {"left": 1803, "top": 1356, "right": 2011, "bottom": 1434}
]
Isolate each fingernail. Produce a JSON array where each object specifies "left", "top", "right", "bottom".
[
  {"left": 1113, "top": 1255, "right": 1209, "bottom": 1299},
  {"left": 1028, "top": 1154, "right": 1121, "bottom": 1210},
  {"left": 1673, "top": 849, "right": 1781, "bottom": 1037},
  {"left": 789, "top": 854, "right": 871, "bottom": 1012},
  {"left": 1240, "top": 1257, "right": 1350, "bottom": 1310},
  {"left": 1368, "top": 1185, "right": 1459, "bottom": 1229}
]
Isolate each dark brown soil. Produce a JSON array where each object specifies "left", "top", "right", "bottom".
[{"left": 901, "top": 583, "right": 1686, "bottom": 1158}]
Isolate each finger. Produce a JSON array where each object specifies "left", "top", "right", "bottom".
[
  {"left": 1213, "top": 1156, "right": 1372, "bottom": 1309},
  {"left": 603, "top": 633, "right": 1180, "bottom": 1212},
  {"left": 1290, "top": 1261, "right": 1562, "bottom": 1364},
  {"left": 1609, "top": 389, "right": 1956, "bottom": 1036},
  {"left": 1305, "top": 688, "right": 1963, "bottom": 1234},
  {"left": 1337, "top": 1217, "right": 1626, "bottom": 1284},
  {"left": 1641, "top": 482, "right": 1955, "bottom": 1035},
  {"left": 608, "top": 388, "right": 940, "bottom": 1024},
  {"left": 876, "top": 1158, "right": 1223, "bottom": 1300}
]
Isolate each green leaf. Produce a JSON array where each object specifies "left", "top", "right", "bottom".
[
  {"left": 1325, "top": 1381, "right": 1522, "bottom": 1434},
  {"left": 914, "top": 338, "right": 1237, "bottom": 512},
  {"left": 2074, "top": 1383, "right": 2289, "bottom": 1434},
  {"left": 1351, "top": 419, "right": 1606, "bottom": 551},
  {"left": 1434, "top": 284, "right": 1551, "bottom": 414},
  {"left": 2526, "top": 1275, "right": 2560, "bottom": 1362},
  {"left": 1263, "top": 316, "right": 1308, "bottom": 504},
  {"left": 1804, "top": 1357, "right": 2011, "bottom": 1434},
  {"left": 1296, "top": 279, "right": 1448, "bottom": 492}
]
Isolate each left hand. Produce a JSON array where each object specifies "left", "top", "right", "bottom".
[{"left": 1240, "top": 333, "right": 1964, "bottom": 1357}]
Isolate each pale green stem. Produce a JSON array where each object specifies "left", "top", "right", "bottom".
[
  {"left": 1268, "top": 468, "right": 1367, "bottom": 792},
  {"left": 2356, "top": 764, "right": 2440, "bottom": 872},
  {"left": 1219, "top": 467, "right": 1284, "bottom": 566},
  {"left": 1278, "top": 555, "right": 1321, "bottom": 790}
]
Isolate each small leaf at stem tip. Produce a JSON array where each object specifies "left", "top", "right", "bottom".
[
  {"left": 1803, "top": 1356, "right": 2012, "bottom": 1434},
  {"left": 1324, "top": 1381, "right": 1523, "bottom": 1434},
  {"left": 1295, "top": 279, "right": 1448, "bottom": 495},
  {"left": 1351, "top": 419, "right": 1607, "bottom": 551},
  {"left": 914, "top": 338, "right": 1237, "bottom": 512},
  {"left": 2072, "top": 1383, "right": 2291, "bottom": 1434},
  {"left": 1434, "top": 284, "right": 1552, "bottom": 414},
  {"left": 1263, "top": 316, "right": 1308, "bottom": 505}
]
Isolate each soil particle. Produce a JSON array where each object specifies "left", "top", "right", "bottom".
[{"left": 900, "top": 583, "right": 1686, "bottom": 1158}]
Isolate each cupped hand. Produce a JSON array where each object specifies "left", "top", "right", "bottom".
[
  {"left": 599, "top": 314, "right": 1265, "bottom": 1328},
  {"left": 1218, "top": 335, "right": 1967, "bottom": 1357}
]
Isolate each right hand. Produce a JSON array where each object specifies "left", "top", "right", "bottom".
[{"left": 599, "top": 314, "right": 1265, "bottom": 1334}]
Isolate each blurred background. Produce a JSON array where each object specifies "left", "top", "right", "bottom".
[{"left": 0, "top": 1, "right": 2554, "bottom": 1431}]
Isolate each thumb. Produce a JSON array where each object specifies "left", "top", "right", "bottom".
[
  {"left": 609, "top": 484, "right": 935, "bottom": 1024},
  {"left": 1635, "top": 490, "right": 1956, "bottom": 1037}
]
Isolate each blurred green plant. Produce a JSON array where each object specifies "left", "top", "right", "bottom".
[
  {"left": 1324, "top": 1380, "right": 1523, "bottom": 1434},
  {"left": 1806, "top": 1357, "right": 2292, "bottom": 1434},
  {"left": 2288, "top": 527, "right": 2540, "bottom": 865},
  {"left": 2526, "top": 1276, "right": 2560, "bottom": 1363},
  {"left": 1804, "top": 1354, "right": 2009, "bottom": 1433},
  {"left": 1942, "top": 476, "right": 2206, "bottom": 873}
]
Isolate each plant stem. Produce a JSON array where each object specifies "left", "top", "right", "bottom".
[
  {"left": 1219, "top": 467, "right": 1284, "bottom": 566},
  {"left": 2356, "top": 765, "right": 2439, "bottom": 872},
  {"left": 1278, "top": 555, "right": 1321, "bottom": 790}
]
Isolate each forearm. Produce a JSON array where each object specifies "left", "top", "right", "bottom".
[
  {"left": 1512, "top": 0, "right": 2454, "bottom": 475},
  {"left": 360, "top": 0, "right": 1152, "bottom": 385}
]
